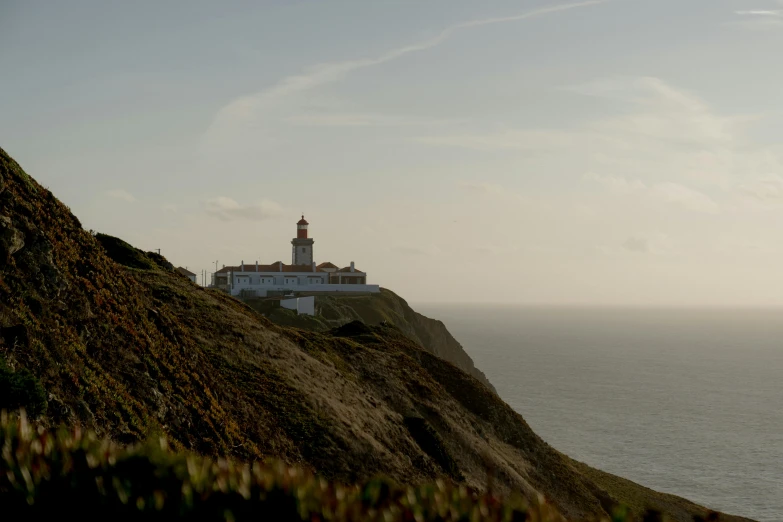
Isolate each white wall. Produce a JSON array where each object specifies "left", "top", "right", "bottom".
[
  {"left": 231, "top": 271, "right": 330, "bottom": 287},
  {"left": 298, "top": 296, "right": 315, "bottom": 315},
  {"left": 228, "top": 269, "right": 372, "bottom": 296},
  {"left": 280, "top": 298, "right": 298, "bottom": 311},
  {"left": 279, "top": 296, "right": 316, "bottom": 316},
  {"left": 232, "top": 283, "right": 380, "bottom": 297}
]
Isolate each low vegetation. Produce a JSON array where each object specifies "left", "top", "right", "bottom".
[
  {"left": 2, "top": 412, "right": 716, "bottom": 522},
  {"left": 245, "top": 290, "right": 496, "bottom": 392},
  {"left": 1, "top": 412, "right": 565, "bottom": 521},
  {"left": 0, "top": 360, "right": 47, "bottom": 418},
  {"left": 0, "top": 147, "right": 751, "bottom": 521}
]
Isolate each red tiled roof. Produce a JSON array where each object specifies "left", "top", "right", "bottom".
[
  {"left": 215, "top": 261, "right": 365, "bottom": 275},
  {"left": 176, "top": 267, "right": 196, "bottom": 277},
  {"left": 216, "top": 262, "right": 318, "bottom": 274},
  {"left": 337, "top": 267, "right": 364, "bottom": 274},
  {"left": 281, "top": 265, "right": 316, "bottom": 272}
]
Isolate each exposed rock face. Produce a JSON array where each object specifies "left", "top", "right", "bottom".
[
  {"left": 0, "top": 215, "right": 25, "bottom": 260},
  {"left": 0, "top": 146, "right": 753, "bottom": 522}
]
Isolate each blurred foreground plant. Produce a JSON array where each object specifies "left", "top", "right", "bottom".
[{"left": 0, "top": 410, "right": 641, "bottom": 521}]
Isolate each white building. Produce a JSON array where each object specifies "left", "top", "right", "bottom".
[
  {"left": 211, "top": 216, "right": 380, "bottom": 298},
  {"left": 280, "top": 295, "right": 316, "bottom": 315}
]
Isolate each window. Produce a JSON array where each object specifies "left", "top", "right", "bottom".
[{"left": 301, "top": 247, "right": 305, "bottom": 253}]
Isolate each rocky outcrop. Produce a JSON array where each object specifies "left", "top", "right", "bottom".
[{"left": 0, "top": 215, "right": 25, "bottom": 261}]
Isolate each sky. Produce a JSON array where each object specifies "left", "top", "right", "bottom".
[{"left": 2, "top": 0, "right": 783, "bottom": 306}]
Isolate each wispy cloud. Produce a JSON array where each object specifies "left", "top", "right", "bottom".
[
  {"left": 735, "top": 9, "right": 782, "bottom": 16},
  {"left": 456, "top": 181, "right": 507, "bottom": 195},
  {"left": 204, "top": 197, "right": 283, "bottom": 221},
  {"left": 455, "top": 180, "right": 528, "bottom": 204},
  {"left": 650, "top": 182, "right": 719, "bottom": 214},
  {"left": 621, "top": 237, "right": 650, "bottom": 254},
  {"left": 389, "top": 245, "right": 441, "bottom": 256},
  {"left": 584, "top": 172, "right": 647, "bottom": 194},
  {"left": 106, "top": 189, "right": 136, "bottom": 203},
  {"left": 421, "top": 76, "right": 782, "bottom": 214},
  {"left": 566, "top": 76, "right": 735, "bottom": 146},
  {"left": 619, "top": 234, "right": 673, "bottom": 255},
  {"left": 206, "top": 1, "right": 611, "bottom": 139},
  {"left": 738, "top": 176, "right": 783, "bottom": 201},
  {"left": 585, "top": 173, "right": 719, "bottom": 214},
  {"left": 471, "top": 244, "right": 523, "bottom": 256},
  {"left": 417, "top": 77, "right": 737, "bottom": 158},
  {"left": 416, "top": 129, "right": 567, "bottom": 152},
  {"left": 285, "top": 112, "right": 462, "bottom": 127},
  {"left": 734, "top": 4, "right": 783, "bottom": 28}
]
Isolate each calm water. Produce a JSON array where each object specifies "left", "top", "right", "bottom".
[{"left": 414, "top": 305, "right": 783, "bottom": 522}]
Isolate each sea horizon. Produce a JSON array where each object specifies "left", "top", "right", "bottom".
[
  {"left": 415, "top": 304, "right": 783, "bottom": 522},
  {"left": 414, "top": 301, "right": 783, "bottom": 311}
]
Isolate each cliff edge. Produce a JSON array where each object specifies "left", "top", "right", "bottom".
[
  {"left": 248, "top": 290, "right": 496, "bottom": 393},
  {"left": 0, "top": 147, "right": 752, "bottom": 521}
]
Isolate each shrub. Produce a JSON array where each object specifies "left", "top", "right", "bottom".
[
  {"left": 0, "top": 360, "right": 47, "bottom": 418},
  {"left": 94, "top": 233, "right": 156, "bottom": 270},
  {"left": 0, "top": 414, "right": 569, "bottom": 521}
]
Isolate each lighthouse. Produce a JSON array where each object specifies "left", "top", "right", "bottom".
[{"left": 291, "top": 215, "right": 314, "bottom": 266}]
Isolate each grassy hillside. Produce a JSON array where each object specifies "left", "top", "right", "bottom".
[
  {"left": 1, "top": 412, "right": 566, "bottom": 521},
  {"left": 246, "top": 290, "right": 496, "bottom": 392},
  {"left": 0, "top": 147, "right": 753, "bottom": 521}
]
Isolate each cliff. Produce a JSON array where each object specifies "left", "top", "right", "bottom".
[
  {"left": 247, "top": 291, "right": 496, "bottom": 393},
  {"left": 0, "top": 147, "right": 752, "bottom": 521}
]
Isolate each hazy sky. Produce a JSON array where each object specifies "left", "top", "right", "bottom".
[{"left": 3, "top": 0, "right": 783, "bottom": 305}]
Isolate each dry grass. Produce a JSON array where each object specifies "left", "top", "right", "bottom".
[{"left": 0, "top": 147, "right": 754, "bottom": 521}]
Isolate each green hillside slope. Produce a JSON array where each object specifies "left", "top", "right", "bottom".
[
  {"left": 246, "top": 290, "right": 496, "bottom": 392},
  {"left": 0, "top": 147, "right": 752, "bottom": 521}
]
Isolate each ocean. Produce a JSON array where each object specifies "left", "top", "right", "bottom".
[{"left": 414, "top": 305, "right": 783, "bottom": 522}]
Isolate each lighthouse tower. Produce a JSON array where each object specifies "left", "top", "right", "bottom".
[{"left": 291, "top": 215, "right": 314, "bottom": 266}]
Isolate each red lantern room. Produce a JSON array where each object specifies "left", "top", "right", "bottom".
[{"left": 297, "top": 215, "right": 309, "bottom": 239}]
